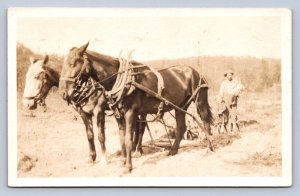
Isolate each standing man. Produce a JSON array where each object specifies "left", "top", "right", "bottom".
[{"left": 218, "top": 69, "right": 244, "bottom": 133}]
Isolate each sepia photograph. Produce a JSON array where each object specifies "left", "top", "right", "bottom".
[{"left": 8, "top": 8, "right": 292, "bottom": 187}]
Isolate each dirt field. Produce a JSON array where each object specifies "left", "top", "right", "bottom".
[{"left": 17, "top": 88, "right": 282, "bottom": 177}]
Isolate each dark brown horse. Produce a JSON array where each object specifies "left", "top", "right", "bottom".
[
  {"left": 59, "top": 43, "right": 148, "bottom": 164},
  {"left": 59, "top": 42, "right": 214, "bottom": 173},
  {"left": 23, "top": 50, "right": 144, "bottom": 165}
]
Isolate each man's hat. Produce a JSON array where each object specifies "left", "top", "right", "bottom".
[{"left": 224, "top": 69, "right": 234, "bottom": 77}]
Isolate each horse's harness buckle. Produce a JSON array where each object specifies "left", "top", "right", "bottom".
[
  {"left": 105, "top": 92, "right": 123, "bottom": 119},
  {"left": 156, "top": 101, "right": 165, "bottom": 120}
]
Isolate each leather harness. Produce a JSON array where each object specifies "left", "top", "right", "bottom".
[{"left": 60, "top": 52, "right": 208, "bottom": 121}]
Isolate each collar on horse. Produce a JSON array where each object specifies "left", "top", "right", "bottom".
[
  {"left": 104, "top": 50, "right": 136, "bottom": 118},
  {"left": 104, "top": 50, "right": 166, "bottom": 119}
]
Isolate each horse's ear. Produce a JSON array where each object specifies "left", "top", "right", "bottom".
[
  {"left": 43, "top": 55, "right": 49, "bottom": 65},
  {"left": 77, "top": 41, "right": 89, "bottom": 55},
  {"left": 29, "top": 56, "right": 35, "bottom": 64}
]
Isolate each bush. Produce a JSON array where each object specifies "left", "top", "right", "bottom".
[{"left": 17, "top": 42, "right": 64, "bottom": 92}]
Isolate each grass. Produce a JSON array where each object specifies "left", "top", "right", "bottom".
[{"left": 238, "top": 152, "right": 282, "bottom": 166}]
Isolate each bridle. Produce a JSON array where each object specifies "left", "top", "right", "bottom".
[
  {"left": 59, "top": 53, "right": 105, "bottom": 108},
  {"left": 22, "top": 70, "right": 50, "bottom": 107}
]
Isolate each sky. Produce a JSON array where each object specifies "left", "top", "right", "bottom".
[{"left": 16, "top": 11, "right": 281, "bottom": 61}]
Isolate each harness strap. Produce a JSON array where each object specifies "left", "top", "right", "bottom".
[
  {"left": 181, "top": 75, "right": 209, "bottom": 109},
  {"left": 110, "top": 56, "right": 125, "bottom": 93},
  {"left": 105, "top": 51, "right": 135, "bottom": 118},
  {"left": 136, "top": 64, "right": 165, "bottom": 119},
  {"left": 147, "top": 65, "right": 165, "bottom": 96}
]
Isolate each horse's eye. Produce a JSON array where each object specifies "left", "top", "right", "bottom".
[{"left": 34, "top": 72, "right": 44, "bottom": 79}]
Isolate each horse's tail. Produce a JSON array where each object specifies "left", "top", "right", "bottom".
[{"left": 196, "top": 78, "right": 214, "bottom": 126}]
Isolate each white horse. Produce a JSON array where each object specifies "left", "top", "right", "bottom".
[{"left": 22, "top": 55, "right": 59, "bottom": 111}]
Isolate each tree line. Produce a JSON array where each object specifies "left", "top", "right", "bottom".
[{"left": 17, "top": 42, "right": 281, "bottom": 92}]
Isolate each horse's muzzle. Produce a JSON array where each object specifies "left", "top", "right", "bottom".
[{"left": 22, "top": 98, "right": 37, "bottom": 110}]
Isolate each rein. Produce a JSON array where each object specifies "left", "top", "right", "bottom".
[{"left": 98, "top": 65, "right": 180, "bottom": 84}]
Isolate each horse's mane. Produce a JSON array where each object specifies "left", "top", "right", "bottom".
[
  {"left": 86, "top": 50, "right": 119, "bottom": 67},
  {"left": 86, "top": 50, "right": 143, "bottom": 67},
  {"left": 44, "top": 66, "right": 60, "bottom": 86}
]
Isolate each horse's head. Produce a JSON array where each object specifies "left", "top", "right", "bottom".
[
  {"left": 59, "top": 42, "right": 92, "bottom": 104},
  {"left": 22, "top": 55, "right": 51, "bottom": 110}
]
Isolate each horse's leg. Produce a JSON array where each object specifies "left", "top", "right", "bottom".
[
  {"left": 203, "top": 120, "right": 214, "bottom": 152},
  {"left": 133, "top": 114, "right": 146, "bottom": 157},
  {"left": 197, "top": 89, "right": 214, "bottom": 152},
  {"left": 223, "top": 108, "right": 229, "bottom": 134},
  {"left": 116, "top": 116, "right": 126, "bottom": 164},
  {"left": 79, "top": 111, "right": 96, "bottom": 162},
  {"left": 42, "top": 104, "right": 47, "bottom": 113},
  {"left": 219, "top": 113, "right": 225, "bottom": 134},
  {"left": 96, "top": 110, "right": 108, "bottom": 164},
  {"left": 230, "top": 104, "right": 238, "bottom": 133},
  {"left": 168, "top": 110, "right": 186, "bottom": 156},
  {"left": 132, "top": 117, "right": 140, "bottom": 153},
  {"left": 124, "top": 109, "right": 137, "bottom": 173},
  {"left": 198, "top": 110, "right": 214, "bottom": 151}
]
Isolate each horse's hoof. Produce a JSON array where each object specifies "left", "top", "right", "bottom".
[
  {"left": 123, "top": 167, "right": 132, "bottom": 174},
  {"left": 229, "top": 131, "right": 235, "bottom": 136},
  {"left": 132, "top": 151, "right": 142, "bottom": 158},
  {"left": 87, "top": 157, "right": 95, "bottom": 164},
  {"left": 220, "top": 126, "right": 226, "bottom": 134},
  {"left": 205, "top": 149, "right": 214, "bottom": 155},
  {"left": 88, "top": 153, "right": 96, "bottom": 163},
  {"left": 99, "top": 156, "right": 108, "bottom": 165},
  {"left": 232, "top": 124, "right": 239, "bottom": 132},
  {"left": 168, "top": 149, "right": 178, "bottom": 156}
]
